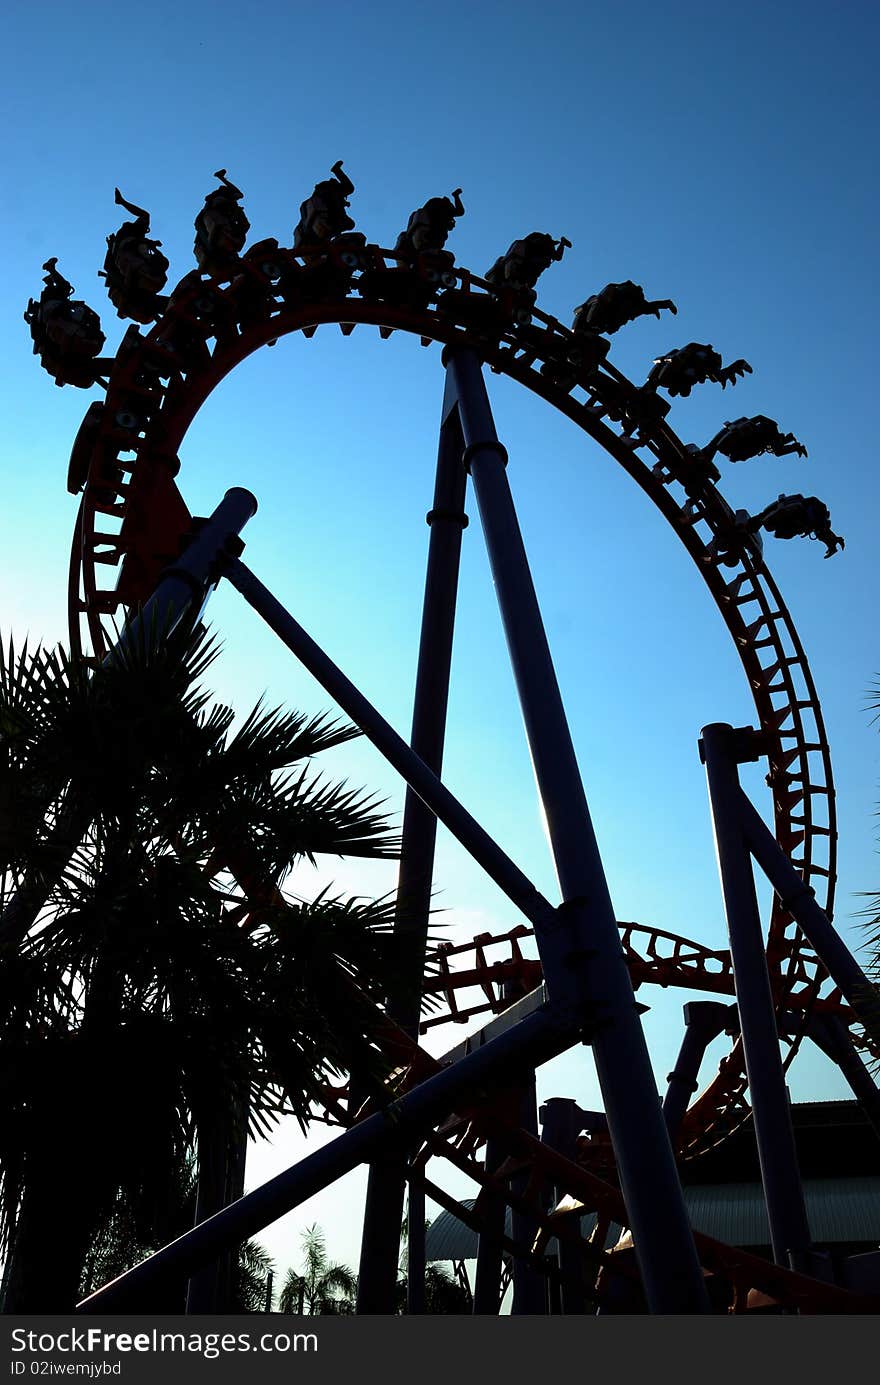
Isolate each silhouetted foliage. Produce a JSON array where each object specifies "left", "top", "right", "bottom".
[
  {"left": 394, "top": 1206, "right": 473, "bottom": 1313},
  {"left": 394, "top": 1263, "right": 473, "bottom": 1314},
  {"left": 0, "top": 625, "right": 403, "bottom": 1310},
  {"left": 77, "top": 1157, "right": 273, "bottom": 1312}
]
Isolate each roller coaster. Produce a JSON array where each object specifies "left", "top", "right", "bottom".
[{"left": 20, "top": 163, "right": 880, "bottom": 1313}]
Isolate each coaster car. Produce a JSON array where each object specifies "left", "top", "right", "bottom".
[
  {"left": 25, "top": 259, "right": 105, "bottom": 387},
  {"left": 101, "top": 189, "right": 169, "bottom": 322}
]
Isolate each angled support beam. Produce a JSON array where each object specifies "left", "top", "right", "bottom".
[
  {"left": 739, "top": 791, "right": 875, "bottom": 1021},
  {"left": 446, "top": 348, "right": 709, "bottom": 1314},
  {"left": 225, "top": 558, "right": 555, "bottom": 936},
  {"left": 77, "top": 1007, "right": 570, "bottom": 1312},
  {"left": 802, "top": 1013, "right": 880, "bottom": 1141},
  {"left": 700, "top": 722, "right": 813, "bottom": 1273}
]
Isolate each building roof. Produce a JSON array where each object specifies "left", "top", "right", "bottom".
[
  {"left": 681, "top": 1100, "right": 880, "bottom": 1183},
  {"left": 686, "top": 1178, "right": 880, "bottom": 1246}
]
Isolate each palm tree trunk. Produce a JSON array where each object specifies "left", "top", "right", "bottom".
[
  {"left": 2, "top": 1167, "right": 98, "bottom": 1311},
  {"left": 186, "top": 1088, "right": 249, "bottom": 1313}
]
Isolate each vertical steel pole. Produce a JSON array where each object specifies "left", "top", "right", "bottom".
[
  {"left": 446, "top": 348, "right": 709, "bottom": 1314},
  {"left": 406, "top": 1179, "right": 426, "bottom": 1314},
  {"left": 472, "top": 1135, "right": 508, "bottom": 1314},
  {"left": 510, "top": 1112, "right": 548, "bottom": 1313},
  {"left": 700, "top": 722, "right": 813, "bottom": 1271},
  {"left": 540, "top": 1099, "right": 587, "bottom": 1314},
  {"left": 508, "top": 994, "right": 547, "bottom": 1316},
  {"left": 393, "top": 383, "right": 468, "bottom": 1033},
  {"left": 357, "top": 381, "right": 469, "bottom": 1313}
]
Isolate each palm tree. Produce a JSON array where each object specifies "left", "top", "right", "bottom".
[
  {"left": 234, "top": 1241, "right": 276, "bottom": 1314},
  {"left": 277, "top": 1224, "right": 356, "bottom": 1314},
  {"left": 0, "top": 624, "right": 403, "bottom": 1311}
]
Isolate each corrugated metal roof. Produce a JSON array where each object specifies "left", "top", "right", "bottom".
[
  {"left": 424, "top": 1180, "right": 880, "bottom": 1262},
  {"left": 686, "top": 1179, "right": 880, "bottom": 1246},
  {"left": 425, "top": 1200, "right": 506, "bottom": 1261}
]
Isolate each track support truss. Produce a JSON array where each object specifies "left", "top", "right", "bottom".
[{"left": 58, "top": 369, "right": 880, "bottom": 1318}]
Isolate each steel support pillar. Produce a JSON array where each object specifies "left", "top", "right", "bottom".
[
  {"left": 446, "top": 348, "right": 709, "bottom": 1313},
  {"left": 712, "top": 733, "right": 880, "bottom": 1143},
  {"left": 700, "top": 723, "right": 813, "bottom": 1272},
  {"left": 510, "top": 1070, "right": 547, "bottom": 1314},
  {"left": 472, "top": 1134, "right": 508, "bottom": 1314},
  {"left": 393, "top": 382, "right": 468, "bottom": 1035},
  {"left": 78, "top": 1007, "right": 569, "bottom": 1312},
  {"left": 540, "top": 1099, "right": 587, "bottom": 1313},
  {"left": 662, "top": 1001, "right": 733, "bottom": 1140},
  {"left": 358, "top": 379, "right": 469, "bottom": 1313}
]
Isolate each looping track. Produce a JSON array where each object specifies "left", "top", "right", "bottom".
[{"left": 68, "top": 242, "right": 848, "bottom": 1164}]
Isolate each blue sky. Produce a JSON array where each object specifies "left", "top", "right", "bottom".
[{"left": 3, "top": 1, "right": 879, "bottom": 1282}]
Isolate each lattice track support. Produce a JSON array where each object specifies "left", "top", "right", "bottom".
[
  {"left": 70, "top": 378, "right": 704, "bottom": 1312},
  {"left": 56, "top": 372, "right": 879, "bottom": 1319},
  {"left": 68, "top": 457, "right": 880, "bottom": 1318},
  {"left": 62, "top": 214, "right": 851, "bottom": 1179},
  {"left": 19, "top": 175, "right": 880, "bottom": 1315}
]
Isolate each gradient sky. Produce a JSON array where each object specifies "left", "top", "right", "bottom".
[{"left": 3, "top": 0, "right": 879, "bottom": 1284}]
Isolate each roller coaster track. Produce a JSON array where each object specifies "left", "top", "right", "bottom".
[{"left": 67, "top": 238, "right": 846, "bottom": 1201}]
